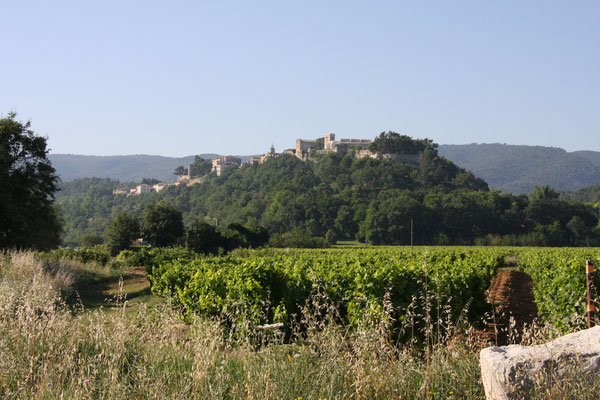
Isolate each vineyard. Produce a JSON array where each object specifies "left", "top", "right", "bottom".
[
  {"left": 142, "top": 246, "right": 600, "bottom": 336},
  {"left": 3, "top": 247, "right": 600, "bottom": 398}
]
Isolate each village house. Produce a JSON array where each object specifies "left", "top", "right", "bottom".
[
  {"left": 152, "top": 182, "right": 169, "bottom": 192},
  {"left": 112, "top": 188, "right": 129, "bottom": 195},
  {"left": 295, "top": 138, "right": 317, "bottom": 160},
  {"left": 250, "top": 145, "right": 281, "bottom": 164},
  {"left": 212, "top": 155, "right": 241, "bottom": 176},
  {"left": 133, "top": 183, "right": 153, "bottom": 195},
  {"left": 323, "top": 133, "right": 371, "bottom": 151},
  {"left": 112, "top": 184, "right": 154, "bottom": 196}
]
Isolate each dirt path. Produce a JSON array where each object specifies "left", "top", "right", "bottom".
[
  {"left": 487, "top": 268, "right": 538, "bottom": 344},
  {"left": 79, "top": 266, "right": 162, "bottom": 312}
]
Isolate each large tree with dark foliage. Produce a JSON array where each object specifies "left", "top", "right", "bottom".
[
  {"left": 188, "top": 156, "right": 212, "bottom": 178},
  {"left": 369, "top": 131, "right": 436, "bottom": 155},
  {"left": 0, "top": 113, "right": 62, "bottom": 250},
  {"left": 185, "top": 220, "right": 223, "bottom": 254},
  {"left": 106, "top": 212, "right": 140, "bottom": 255},
  {"left": 140, "top": 203, "right": 184, "bottom": 247}
]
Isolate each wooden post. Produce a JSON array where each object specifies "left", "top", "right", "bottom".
[{"left": 586, "top": 259, "right": 595, "bottom": 328}]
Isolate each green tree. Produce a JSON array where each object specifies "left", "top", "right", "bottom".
[
  {"left": 369, "top": 131, "right": 435, "bottom": 155},
  {"left": 142, "top": 178, "right": 160, "bottom": 185},
  {"left": 185, "top": 220, "right": 223, "bottom": 254},
  {"left": 79, "top": 233, "right": 104, "bottom": 247},
  {"left": 361, "top": 190, "right": 424, "bottom": 245},
  {"left": 526, "top": 186, "right": 569, "bottom": 225},
  {"left": 224, "top": 223, "right": 270, "bottom": 249},
  {"left": 566, "top": 216, "right": 586, "bottom": 243},
  {"left": 0, "top": 113, "right": 62, "bottom": 250},
  {"left": 315, "top": 137, "right": 324, "bottom": 150},
  {"left": 173, "top": 165, "right": 186, "bottom": 177},
  {"left": 188, "top": 156, "right": 212, "bottom": 178},
  {"left": 140, "top": 203, "right": 184, "bottom": 247},
  {"left": 106, "top": 212, "right": 140, "bottom": 255}
]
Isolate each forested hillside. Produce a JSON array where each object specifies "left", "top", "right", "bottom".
[
  {"left": 438, "top": 144, "right": 600, "bottom": 194},
  {"left": 572, "top": 150, "right": 600, "bottom": 169},
  {"left": 56, "top": 139, "right": 599, "bottom": 248},
  {"left": 562, "top": 185, "right": 600, "bottom": 204}
]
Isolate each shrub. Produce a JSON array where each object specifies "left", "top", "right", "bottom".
[
  {"left": 43, "top": 245, "right": 112, "bottom": 266},
  {"left": 117, "top": 246, "right": 198, "bottom": 276},
  {"left": 269, "top": 229, "right": 329, "bottom": 248}
]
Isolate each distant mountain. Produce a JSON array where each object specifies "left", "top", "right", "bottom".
[
  {"left": 437, "top": 144, "right": 600, "bottom": 194},
  {"left": 49, "top": 153, "right": 253, "bottom": 182},
  {"left": 572, "top": 151, "right": 600, "bottom": 169}
]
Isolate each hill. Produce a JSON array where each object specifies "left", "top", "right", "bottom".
[
  {"left": 437, "top": 144, "right": 600, "bottom": 194},
  {"left": 572, "top": 150, "right": 600, "bottom": 169},
  {"left": 55, "top": 141, "right": 501, "bottom": 246}
]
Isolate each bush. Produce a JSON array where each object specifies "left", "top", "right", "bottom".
[
  {"left": 117, "top": 246, "right": 198, "bottom": 276},
  {"left": 185, "top": 221, "right": 224, "bottom": 254},
  {"left": 474, "top": 232, "right": 548, "bottom": 246},
  {"left": 269, "top": 229, "right": 329, "bottom": 248},
  {"left": 79, "top": 234, "right": 104, "bottom": 247},
  {"left": 43, "top": 245, "right": 113, "bottom": 266}
]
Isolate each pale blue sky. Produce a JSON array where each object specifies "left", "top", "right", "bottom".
[{"left": 2, "top": 1, "right": 599, "bottom": 156}]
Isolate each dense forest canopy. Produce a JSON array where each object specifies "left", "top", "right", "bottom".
[{"left": 54, "top": 134, "right": 600, "bottom": 248}]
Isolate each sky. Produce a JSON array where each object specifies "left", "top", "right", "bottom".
[{"left": 1, "top": 1, "right": 599, "bottom": 156}]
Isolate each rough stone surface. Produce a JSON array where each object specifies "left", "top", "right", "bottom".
[{"left": 480, "top": 325, "right": 600, "bottom": 399}]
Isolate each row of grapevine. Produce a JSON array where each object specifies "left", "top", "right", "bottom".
[
  {"left": 515, "top": 248, "right": 600, "bottom": 332},
  {"left": 146, "top": 247, "right": 508, "bottom": 333}
]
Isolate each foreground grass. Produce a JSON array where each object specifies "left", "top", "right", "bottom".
[{"left": 1, "top": 251, "right": 598, "bottom": 399}]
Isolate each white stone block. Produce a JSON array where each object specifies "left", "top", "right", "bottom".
[{"left": 480, "top": 325, "right": 600, "bottom": 399}]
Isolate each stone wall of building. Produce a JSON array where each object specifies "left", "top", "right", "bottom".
[{"left": 212, "top": 156, "right": 241, "bottom": 175}]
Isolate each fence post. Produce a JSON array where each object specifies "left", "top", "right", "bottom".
[{"left": 586, "top": 259, "right": 595, "bottom": 328}]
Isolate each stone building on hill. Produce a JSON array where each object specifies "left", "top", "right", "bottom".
[
  {"left": 323, "top": 133, "right": 371, "bottom": 151},
  {"left": 112, "top": 187, "right": 130, "bottom": 195},
  {"left": 295, "top": 138, "right": 317, "bottom": 160},
  {"left": 212, "top": 155, "right": 241, "bottom": 176},
  {"left": 296, "top": 133, "right": 373, "bottom": 160},
  {"left": 250, "top": 145, "right": 283, "bottom": 164}
]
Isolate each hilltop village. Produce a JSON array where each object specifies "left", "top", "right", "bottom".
[{"left": 113, "top": 133, "right": 411, "bottom": 196}]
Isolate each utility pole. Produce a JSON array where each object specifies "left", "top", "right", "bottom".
[{"left": 410, "top": 219, "right": 414, "bottom": 249}]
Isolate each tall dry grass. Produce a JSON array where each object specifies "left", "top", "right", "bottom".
[{"left": 0, "top": 251, "right": 598, "bottom": 399}]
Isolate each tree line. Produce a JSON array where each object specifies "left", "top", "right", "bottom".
[
  {"left": 105, "top": 203, "right": 270, "bottom": 255},
  {"left": 2, "top": 112, "right": 599, "bottom": 252}
]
